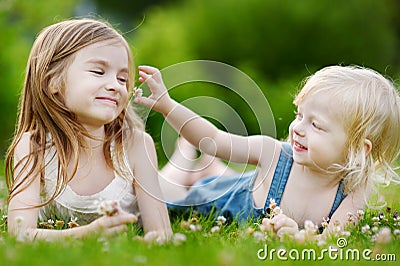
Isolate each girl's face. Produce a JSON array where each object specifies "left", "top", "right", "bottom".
[
  {"left": 63, "top": 39, "right": 129, "bottom": 130},
  {"left": 288, "top": 93, "right": 348, "bottom": 173}
]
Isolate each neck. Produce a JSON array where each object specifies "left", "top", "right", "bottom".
[
  {"left": 294, "top": 163, "right": 342, "bottom": 189},
  {"left": 82, "top": 125, "right": 106, "bottom": 152}
]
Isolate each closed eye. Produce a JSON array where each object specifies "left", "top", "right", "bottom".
[
  {"left": 312, "top": 122, "right": 323, "bottom": 131},
  {"left": 90, "top": 70, "right": 104, "bottom": 75}
]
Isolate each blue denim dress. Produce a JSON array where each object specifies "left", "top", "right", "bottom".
[{"left": 168, "top": 142, "right": 346, "bottom": 222}]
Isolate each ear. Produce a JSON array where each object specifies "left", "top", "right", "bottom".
[
  {"left": 49, "top": 86, "right": 59, "bottom": 95},
  {"left": 48, "top": 75, "right": 63, "bottom": 95},
  {"left": 364, "top": 138, "right": 372, "bottom": 155}
]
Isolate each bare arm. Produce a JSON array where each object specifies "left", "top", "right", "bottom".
[
  {"left": 134, "top": 65, "right": 278, "bottom": 166},
  {"left": 128, "top": 130, "right": 173, "bottom": 240},
  {"left": 7, "top": 133, "right": 136, "bottom": 241}
]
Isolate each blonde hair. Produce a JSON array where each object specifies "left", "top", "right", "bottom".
[
  {"left": 294, "top": 65, "right": 400, "bottom": 194},
  {"left": 5, "top": 18, "right": 144, "bottom": 205}
]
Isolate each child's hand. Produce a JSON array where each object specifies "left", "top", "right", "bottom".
[
  {"left": 270, "top": 213, "right": 299, "bottom": 236},
  {"left": 134, "top": 65, "right": 172, "bottom": 113},
  {"left": 90, "top": 210, "right": 137, "bottom": 237}
]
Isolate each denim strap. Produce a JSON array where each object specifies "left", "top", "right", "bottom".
[
  {"left": 264, "top": 142, "right": 293, "bottom": 210},
  {"left": 328, "top": 180, "right": 347, "bottom": 219}
]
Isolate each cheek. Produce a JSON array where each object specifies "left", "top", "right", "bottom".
[
  {"left": 120, "top": 90, "right": 129, "bottom": 105},
  {"left": 288, "top": 120, "right": 295, "bottom": 140}
]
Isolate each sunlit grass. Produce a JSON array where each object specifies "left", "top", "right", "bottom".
[{"left": 0, "top": 166, "right": 399, "bottom": 266}]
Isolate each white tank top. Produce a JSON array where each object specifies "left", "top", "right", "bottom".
[{"left": 39, "top": 144, "right": 138, "bottom": 225}]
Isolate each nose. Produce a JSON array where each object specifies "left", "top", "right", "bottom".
[
  {"left": 105, "top": 77, "right": 125, "bottom": 92},
  {"left": 291, "top": 120, "right": 305, "bottom": 137},
  {"left": 105, "top": 86, "right": 116, "bottom": 92}
]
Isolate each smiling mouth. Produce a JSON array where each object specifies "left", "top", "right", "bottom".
[
  {"left": 294, "top": 141, "right": 308, "bottom": 151},
  {"left": 96, "top": 97, "right": 118, "bottom": 105}
]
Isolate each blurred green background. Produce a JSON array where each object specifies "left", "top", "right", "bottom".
[{"left": 1, "top": 0, "right": 400, "bottom": 165}]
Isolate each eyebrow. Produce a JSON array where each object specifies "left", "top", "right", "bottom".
[
  {"left": 298, "top": 106, "right": 329, "bottom": 124},
  {"left": 85, "top": 58, "right": 129, "bottom": 73}
]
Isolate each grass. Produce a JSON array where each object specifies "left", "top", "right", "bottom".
[{"left": 0, "top": 170, "right": 399, "bottom": 265}]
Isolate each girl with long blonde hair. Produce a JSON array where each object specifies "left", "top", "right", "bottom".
[{"left": 5, "top": 18, "right": 172, "bottom": 241}]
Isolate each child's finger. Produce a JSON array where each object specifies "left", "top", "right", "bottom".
[
  {"left": 270, "top": 214, "right": 285, "bottom": 227},
  {"left": 271, "top": 214, "right": 298, "bottom": 232},
  {"left": 138, "top": 70, "right": 153, "bottom": 82},
  {"left": 133, "top": 96, "right": 156, "bottom": 108},
  {"left": 103, "top": 224, "right": 128, "bottom": 237},
  {"left": 138, "top": 71, "right": 161, "bottom": 90},
  {"left": 138, "top": 66, "right": 163, "bottom": 82},
  {"left": 138, "top": 65, "right": 159, "bottom": 74},
  {"left": 277, "top": 226, "right": 298, "bottom": 237},
  {"left": 99, "top": 212, "right": 137, "bottom": 228}
]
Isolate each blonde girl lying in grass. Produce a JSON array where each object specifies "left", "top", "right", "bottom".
[{"left": 135, "top": 65, "right": 400, "bottom": 237}]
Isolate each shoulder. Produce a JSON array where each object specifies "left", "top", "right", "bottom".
[
  {"left": 125, "top": 130, "right": 157, "bottom": 166},
  {"left": 129, "top": 130, "right": 155, "bottom": 150},
  {"left": 249, "top": 135, "right": 283, "bottom": 166},
  {"left": 19, "top": 131, "right": 32, "bottom": 145},
  {"left": 14, "top": 132, "right": 33, "bottom": 160}
]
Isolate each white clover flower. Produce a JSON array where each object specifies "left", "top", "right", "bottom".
[
  {"left": 269, "top": 198, "right": 277, "bottom": 210},
  {"left": 346, "top": 212, "right": 356, "bottom": 224},
  {"left": 294, "top": 230, "right": 306, "bottom": 244},
  {"left": 253, "top": 231, "right": 266, "bottom": 242},
  {"left": 133, "top": 87, "right": 143, "bottom": 98},
  {"left": 356, "top": 210, "right": 364, "bottom": 220},
  {"left": 216, "top": 216, "right": 227, "bottom": 226},
  {"left": 210, "top": 226, "right": 220, "bottom": 233},
  {"left": 143, "top": 231, "right": 157, "bottom": 242},
  {"left": 375, "top": 227, "right": 392, "bottom": 244},
  {"left": 321, "top": 217, "right": 330, "bottom": 229},
  {"left": 332, "top": 225, "right": 342, "bottom": 234},
  {"left": 304, "top": 220, "right": 317, "bottom": 233},
  {"left": 372, "top": 226, "right": 379, "bottom": 233},
  {"left": 172, "top": 233, "right": 187, "bottom": 246},
  {"left": 189, "top": 224, "right": 202, "bottom": 232},
  {"left": 143, "top": 231, "right": 167, "bottom": 245},
  {"left": 55, "top": 220, "right": 65, "bottom": 227},
  {"left": 97, "top": 200, "right": 119, "bottom": 216},
  {"left": 272, "top": 206, "right": 283, "bottom": 216},
  {"left": 180, "top": 221, "right": 190, "bottom": 230},
  {"left": 361, "top": 224, "right": 370, "bottom": 233},
  {"left": 341, "top": 231, "right": 351, "bottom": 237},
  {"left": 68, "top": 217, "right": 79, "bottom": 228}
]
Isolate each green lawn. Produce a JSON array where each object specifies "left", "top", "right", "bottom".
[{"left": 0, "top": 167, "right": 399, "bottom": 266}]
